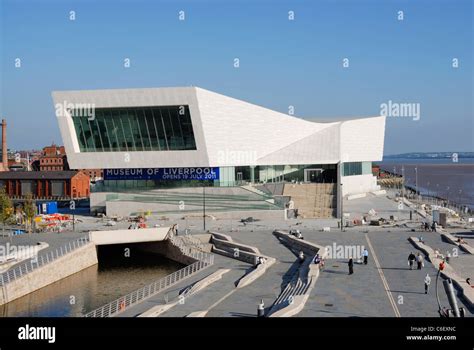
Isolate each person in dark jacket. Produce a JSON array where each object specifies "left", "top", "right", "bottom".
[
  {"left": 348, "top": 257, "right": 354, "bottom": 275},
  {"left": 408, "top": 252, "right": 416, "bottom": 270}
]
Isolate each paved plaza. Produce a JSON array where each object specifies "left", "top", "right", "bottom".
[{"left": 1, "top": 193, "right": 473, "bottom": 317}]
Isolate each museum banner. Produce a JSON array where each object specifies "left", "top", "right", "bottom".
[{"left": 104, "top": 168, "right": 220, "bottom": 181}]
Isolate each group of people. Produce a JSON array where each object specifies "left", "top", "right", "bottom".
[
  {"left": 289, "top": 229, "right": 304, "bottom": 240},
  {"left": 347, "top": 248, "right": 369, "bottom": 275},
  {"left": 255, "top": 256, "right": 267, "bottom": 267},
  {"left": 312, "top": 253, "right": 325, "bottom": 269},
  {"left": 408, "top": 252, "right": 425, "bottom": 270},
  {"left": 421, "top": 221, "right": 438, "bottom": 232},
  {"left": 408, "top": 251, "right": 432, "bottom": 294}
]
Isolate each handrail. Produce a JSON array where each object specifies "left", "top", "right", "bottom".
[
  {"left": 0, "top": 234, "right": 91, "bottom": 286},
  {"left": 84, "top": 233, "right": 214, "bottom": 318},
  {"left": 180, "top": 234, "right": 209, "bottom": 252}
]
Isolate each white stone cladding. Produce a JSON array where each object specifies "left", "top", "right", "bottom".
[{"left": 53, "top": 86, "right": 385, "bottom": 170}]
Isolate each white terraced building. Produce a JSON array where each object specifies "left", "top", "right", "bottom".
[{"left": 53, "top": 87, "right": 386, "bottom": 217}]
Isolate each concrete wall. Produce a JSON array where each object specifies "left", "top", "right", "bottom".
[
  {"left": 273, "top": 230, "right": 323, "bottom": 256},
  {"left": 210, "top": 232, "right": 274, "bottom": 289},
  {"left": 90, "top": 192, "right": 110, "bottom": 212},
  {"left": 105, "top": 199, "right": 285, "bottom": 219},
  {"left": 135, "top": 240, "right": 196, "bottom": 266},
  {"left": 341, "top": 174, "right": 380, "bottom": 196},
  {"left": 0, "top": 243, "right": 98, "bottom": 305},
  {"left": 90, "top": 227, "right": 171, "bottom": 245}
]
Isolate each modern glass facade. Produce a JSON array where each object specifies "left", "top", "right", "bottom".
[
  {"left": 71, "top": 106, "right": 197, "bottom": 152},
  {"left": 93, "top": 162, "right": 376, "bottom": 192},
  {"left": 342, "top": 161, "right": 372, "bottom": 176},
  {"left": 93, "top": 164, "right": 339, "bottom": 192},
  {"left": 343, "top": 162, "right": 362, "bottom": 176}
]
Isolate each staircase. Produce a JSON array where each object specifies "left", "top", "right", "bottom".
[
  {"left": 241, "top": 185, "right": 275, "bottom": 204},
  {"left": 283, "top": 183, "right": 336, "bottom": 218},
  {"left": 269, "top": 258, "right": 313, "bottom": 315}
]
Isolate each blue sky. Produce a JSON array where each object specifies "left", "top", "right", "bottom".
[{"left": 0, "top": 0, "right": 472, "bottom": 155}]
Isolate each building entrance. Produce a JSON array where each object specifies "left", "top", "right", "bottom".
[{"left": 304, "top": 168, "right": 323, "bottom": 183}]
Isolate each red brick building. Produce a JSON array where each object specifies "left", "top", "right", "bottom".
[
  {"left": 39, "top": 144, "right": 69, "bottom": 172},
  {"left": 80, "top": 169, "right": 104, "bottom": 182},
  {"left": 0, "top": 171, "right": 90, "bottom": 199}
]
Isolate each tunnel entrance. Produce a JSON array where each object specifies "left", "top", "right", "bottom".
[{"left": 0, "top": 243, "right": 183, "bottom": 317}]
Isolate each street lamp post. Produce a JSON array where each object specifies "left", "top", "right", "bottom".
[
  {"left": 340, "top": 182, "right": 344, "bottom": 232},
  {"left": 436, "top": 184, "right": 439, "bottom": 205},
  {"left": 401, "top": 165, "right": 405, "bottom": 198},
  {"left": 393, "top": 166, "right": 397, "bottom": 191},
  {"left": 457, "top": 189, "right": 462, "bottom": 212},
  {"left": 203, "top": 185, "right": 206, "bottom": 231},
  {"left": 426, "top": 181, "right": 430, "bottom": 203},
  {"left": 415, "top": 167, "right": 418, "bottom": 200},
  {"left": 71, "top": 187, "right": 76, "bottom": 232}
]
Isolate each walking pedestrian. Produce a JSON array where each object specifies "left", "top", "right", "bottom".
[
  {"left": 348, "top": 257, "right": 354, "bottom": 275},
  {"left": 313, "top": 254, "right": 321, "bottom": 265},
  {"left": 408, "top": 252, "right": 416, "bottom": 270},
  {"left": 424, "top": 273, "right": 431, "bottom": 294},
  {"left": 362, "top": 248, "right": 369, "bottom": 265},
  {"left": 298, "top": 251, "right": 305, "bottom": 264},
  {"left": 416, "top": 253, "right": 424, "bottom": 270}
]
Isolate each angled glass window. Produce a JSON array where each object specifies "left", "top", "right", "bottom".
[
  {"left": 343, "top": 162, "right": 362, "bottom": 176},
  {"left": 71, "top": 105, "right": 196, "bottom": 152},
  {"left": 144, "top": 108, "right": 160, "bottom": 151}
]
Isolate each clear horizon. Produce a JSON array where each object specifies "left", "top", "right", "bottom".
[{"left": 1, "top": 0, "right": 472, "bottom": 154}]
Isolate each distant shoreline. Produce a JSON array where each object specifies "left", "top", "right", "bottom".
[
  {"left": 378, "top": 162, "right": 474, "bottom": 210},
  {"left": 379, "top": 158, "right": 474, "bottom": 165}
]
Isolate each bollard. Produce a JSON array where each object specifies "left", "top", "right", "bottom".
[
  {"left": 257, "top": 299, "right": 264, "bottom": 317},
  {"left": 410, "top": 210, "right": 413, "bottom": 221}
]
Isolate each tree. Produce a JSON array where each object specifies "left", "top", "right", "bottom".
[
  {"left": 0, "top": 187, "right": 13, "bottom": 235},
  {"left": 23, "top": 193, "right": 36, "bottom": 233}
]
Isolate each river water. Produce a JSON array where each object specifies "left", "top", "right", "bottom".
[
  {"left": 380, "top": 159, "right": 474, "bottom": 209},
  {"left": 0, "top": 245, "right": 183, "bottom": 317}
]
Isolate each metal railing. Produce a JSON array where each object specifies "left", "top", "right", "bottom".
[
  {"left": 169, "top": 234, "right": 211, "bottom": 262},
  {"left": 177, "top": 233, "right": 209, "bottom": 252},
  {"left": 0, "top": 235, "right": 91, "bottom": 286},
  {"left": 382, "top": 187, "right": 473, "bottom": 220},
  {"left": 84, "top": 234, "right": 214, "bottom": 318}
]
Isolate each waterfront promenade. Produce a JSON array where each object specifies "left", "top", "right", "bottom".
[{"left": 1, "top": 193, "right": 473, "bottom": 317}]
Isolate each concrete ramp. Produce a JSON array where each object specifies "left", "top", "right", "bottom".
[{"left": 90, "top": 227, "right": 171, "bottom": 245}]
